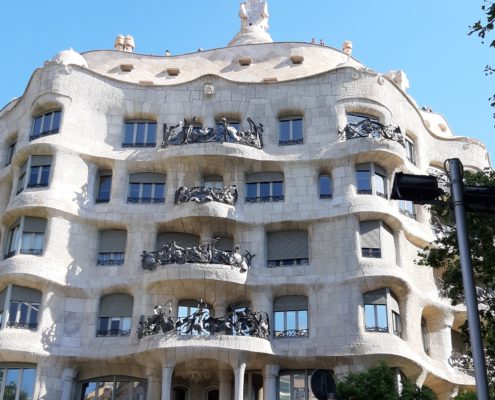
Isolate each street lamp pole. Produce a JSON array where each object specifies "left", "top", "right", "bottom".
[{"left": 448, "top": 158, "right": 490, "bottom": 400}]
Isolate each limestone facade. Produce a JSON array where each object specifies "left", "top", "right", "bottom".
[{"left": 0, "top": 19, "right": 491, "bottom": 400}]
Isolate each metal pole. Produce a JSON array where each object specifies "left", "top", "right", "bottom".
[{"left": 448, "top": 158, "right": 490, "bottom": 399}]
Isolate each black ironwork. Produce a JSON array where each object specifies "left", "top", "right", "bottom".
[
  {"left": 245, "top": 195, "right": 284, "bottom": 203},
  {"left": 122, "top": 142, "right": 156, "bottom": 148},
  {"left": 26, "top": 183, "right": 49, "bottom": 188},
  {"left": 137, "top": 300, "right": 270, "bottom": 339},
  {"left": 29, "top": 129, "right": 59, "bottom": 141},
  {"left": 127, "top": 196, "right": 165, "bottom": 204},
  {"left": 274, "top": 328, "right": 309, "bottom": 338},
  {"left": 96, "top": 329, "right": 131, "bottom": 337},
  {"left": 175, "top": 185, "right": 238, "bottom": 205},
  {"left": 161, "top": 117, "right": 263, "bottom": 149},
  {"left": 279, "top": 138, "right": 303, "bottom": 146},
  {"left": 141, "top": 237, "right": 254, "bottom": 271},
  {"left": 361, "top": 248, "right": 381, "bottom": 258},
  {"left": 339, "top": 119, "right": 404, "bottom": 146},
  {"left": 399, "top": 208, "right": 416, "bottom": 219},
  {"left": 97, "top": 253, "right": 125, "bottom": 266},
  {"left": 267, "top": 258, "right": 309, "bottom": 267},
  {"left": 7, "top": 321, "right": 38, "bottom": 330}
]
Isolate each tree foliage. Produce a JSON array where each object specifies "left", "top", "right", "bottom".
[
  {"left": 417, "top": 170, "right": 495, "bottom": 389},
  {"left": 469, "top": 1, "right": 495, "bottom": 118},
  {"left": 336, "top": 362, "right": 436, "bottom": 400}
]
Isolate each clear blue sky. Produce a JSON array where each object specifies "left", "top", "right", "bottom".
[{"left": 1, "top": 0, "right": 493, "bottom": 164}]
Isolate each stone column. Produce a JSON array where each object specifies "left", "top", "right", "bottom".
[
  {"left": 161, "top": 364, "right": 175, "bottom": 400},
  {"left": 111, "top": 160, "right": 127, "bottom": 206},
  {"left": 233, "top": 362, "right": 246, "bottom": 400},
  {"left": 214, "top": 300, "right": 227, "bottom": 319},
  {"left": 60, "top": 368, "right": 77, "bottom": 400},
  {"left": 263, "top": 364, "right": 279, "bottom": 400},
  {"left": 145, "top": 367, "right": 162, "bottom": 400},
  {"left": 219, "top": 369, "right": 233, "bottom": 400}
]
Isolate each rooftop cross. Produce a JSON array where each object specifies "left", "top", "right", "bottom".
[{"left": 228, "top": 0, "right": 273, "bottom": 46}]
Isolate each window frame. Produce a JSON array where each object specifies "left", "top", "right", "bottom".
[
  {"left": 318, "top": 174, "right": 332, "bottom": 199},
  {"left": 8, "top": 300, "right": 40, "bottom": 330},
  {"left": 16, "top": 155, "right": 52, "bottom": 194},
  {"left": 421, "top": 317, "right": 430, "bottom": 355},
  {"left": 4, "top": 217, "right": 47, "bottom": 259},
  {"left": 277, "top": 369, "right": 318, "bottom": 400},
  {"left": 274, "top": 309, "right": 309, "bottom": 338},
  {"left": 245, "top": 181, "right": 284, "bottom": 203},
  {"left": 123, "top": 120, "right": 157, "bottom": 148},
  {"left": 30, "top": 109, "right": 62, "bottom": 141},
  {"left": 346, "top": 112, "right": 380, "bottom": 125},
  {"left": 0, "top": 364, "right": 37, "bottom": 400},
  {"left": 279, "top": 116, "right": 304, "bottom": 146},
  {"left": 363, "top": 288, "right": 402, "bottom": 337},
  {"left": 405, "top": 137, "right": 416, "bottom": 165},
  {"left": 398, "top": 199, "right": 416, "bottom": 219},
  {"left": 5, "top": 140, "right": 16, "bottom": 166},
  {"left": 96, "top": 172, "right": 112, "bottom": 203},
  {"left": 355, "top": 163, "right": 388, "bottom": 198}
]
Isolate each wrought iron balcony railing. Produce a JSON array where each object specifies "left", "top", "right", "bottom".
[
  {"left": 339, "top": 119, "right": 404, "bottom": 146},
  {"left": 7, "top": 321, "right": 38, "bottom": 330},
  {"left": 267, "top": 258, "right": 309, "bottom": 267},
  {"left": 274, "top": 329, "right": 309, "bottom": 338},
  {"left": 245, "top": 195, "right": 284, "bottom": 203},
  {"left": 96, "top": 329, "right": 131, "bottom": 337},
  {"left": 127, "top": 196, "right": 165, "bottom": 204},
  {"left": 175, "top": 185, "right": 237, "bottom": 205}
]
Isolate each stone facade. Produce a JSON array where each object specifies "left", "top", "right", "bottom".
[{"left": 0, "top": 6, "right": 491, "bottom": 400}]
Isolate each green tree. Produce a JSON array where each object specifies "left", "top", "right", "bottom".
[
  {"left": 469, "top": 1, "right": 495, "bottom": 119},
  {"left": 417, "top": 170, "right": 495, "bottom": 393},
  {"left": 336, "top": 362, "right": 437, "bottom": 400}
]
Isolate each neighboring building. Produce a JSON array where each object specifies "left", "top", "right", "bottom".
[{"left": 0, "top": 1, "right": 491, "bottom": 399}]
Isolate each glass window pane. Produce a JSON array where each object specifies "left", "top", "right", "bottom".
[
  {"left": 147, "top": 123, "right": 157, "bottom": 144},
  {"left": 101, "top": 382, "right": 114, "bottom": 399},
  {"left": 374, "top": 173, "right": 386, "bottom": 196},
  {"left": 19, "top": 368, "right": 36, "bottom": 400},
  {"left": 293, "top": 373, "right": 306, "bottom": 399},
  {"left": 42, "top": 113, "right": 52, "bottom": 133},
  {"left": 279, "top": 374, "right": 291, "bottom": 400},
  {"left": 136, "top": 123, "right": 146, "bottom": 144},
  {"left": 115, "top": 381, "right": 132, "bottom": 400},
  {"left": 154, "top": 183, "right": 165, "bottom": 200},
  {"left": 319, "top": 175, "right": 332, "bottom": 197},
  {"left": 286, "top": 311, "right": 296, "bottom": 331},
  {"left": 133, "top": 381, "right": 147, "bottom": 400},
  {"left": 357, "top": 170, "right": 371, "bottom": 191},
  {"left": 292, "top": 119, "right": 303, "bottom": 141},
  {"left": 4, "top": 368, "right": 20, "bottom": 400},
  {"left": 9, "top": 301, "right": 18, "bottom": 323},
  {"left": 111, "top": 318, "right": 121, "bottom": 331},
  {"left": 124, "top": 123, "right": 135, "bottom": 144},
  {"left": 99, "top": 176, "right": 112, "bottom": 201},
  {"left": 178, "top": 306, "right": 189, "bottom": 318},
  {"left": 122, "top": 317, "right": 131, "bottom": 332},
  {"left": 272, "top": 182, "right": 283, "bottom": 198},
  {"left": 298, "top": 310, "right": 308, "bottom": 331},
  {"left": 280, "top": 120, "right": 291, "bottom": 142},
  {"left": 29, "top": 304, "right": 39, "bottom": 326},
  {"left": 82, "top": 382, "right": 98, "bottom": 400},
  {"left": 33, "top": 117, "right": 42, "bottom": 136},
  {"left": 8, "top": 225, "right": 20, "bottom": 254},
  {"left": 259, "top": 182, "right": 270, "bottom": 198},
  {"left": 19, "top": 302, "right": 29, "bottom": 323},
  {"left": 28, "top": 167, "right": 39, "bottom": 186},
  {"left": 52, "top": 110, "right": 61, "bottom": 132},
  {"left": 21, "top": 233, "right": 33, "bottom": 252},
  {"left": 33, "top": 233, "right": 44, "bottom": 251},
  {"left": 274, "top": 311, "right": 284, "bottom": 332},
  {"left": 246, "top": 183, "right": 257, "bottom": 199},
  {"left": 98, "top": 317, "right": 109, "bottom": 332},
  {"left": 141, "top": 183, "right": 152, "bottom": 199},
  {"left": 377, "top": 304, "right": 388, "bottom": 330},
  {"left": 129, "top": 183, "right": 140, "bottom": 199},
  {"left": 40, "top": 166, "right": 51, "bottom": 185},
  {"left": 364, "top": 304, "right": 375, "bottom": 329}
]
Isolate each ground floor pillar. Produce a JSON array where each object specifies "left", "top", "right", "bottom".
[
  {"left": 146, "top": 367, "right": 162, "bottom": 400},
  {"left": 60, "top": 368, "right": 77, "bottom": 400},
  {"left": 161, "top": 364, "right": 175, "bottom": 400},
  {"left": 263, "top": 364, "right": 279, "bottom": 400},
  {"left": 233, "top": 362, "right": 246, "bottom": 400},
  {"left": 219, "top": 369, "right": 233, "bottom": 400}
]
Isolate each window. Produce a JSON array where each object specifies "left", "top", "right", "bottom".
[
  {"left": 245, "top": 172, "right": 284, "bottom": 203},
  {"left": 278, "top": 370, "right": 318, "bottom": 400},
  {"left": 156, "top": 232, "right": 200, "bottom": 250},
  {"left": 346, "top": 112, "right": 379, "bottom": 125},
  {"left": 6, "top": 285, "right": 42, "bottom": 330},
  {"left": 203, "top": 175, "right": 223, "bottom": 189},
  {"left": 96, "top": 171, "right": 112, "bottom": 203},
  {"left": 177, "top": 299, "right": 212, "bottom": 335},
  {"left": 318, "top": 174, "right": 332, "bottom": 199},
  {"left": 80, "top": 376, "right": 147, "bottom": 400},
  {"left": 398, "top": 200, "right": 416, "bottom": 219},
  {"left": 421, "top": 317, "right": 430, "bottom": 355},
  {"left": 267, "top": 231, "right": 309, "bottom": 267},
  {"left": 123, "top": 121, "right": 157, "bottom": 147},
  {"left": 173, "top": 386, "right": 190, "bottom": 400},
  {"left": 17, "top": 155, "right": 52, "bottom": 194},
  {"left": 405, "top": 137, "right": 416, "bottom": 164},
  {"left": 5, "top": 140, "right": 16, "bottom": 166},
  {"left": 279, "top": 117, "right": 303, "bottom": 145},
  {"left": 0, "top": 364, "right": 37, "bottom": 400},
  {"left": 273, "top": 295, "right": 308, "bottom": 338},
  {"left": 97, "top": 294, "right": 133, "bottom": 336},
  {"left": 355, "top": 163, "right": 387, "bottom": 198},
  {"left": 363, "top": 288, "right": 401, "bottom": 337},
  {"left": 359, "top": 220, "right": 393, "bottom": 259},
  {"left": 5, "top": 217, "right": 47, "bottom": 258},
  {"left": 97, "top": 230, "right": 127, "bottom": 266},
  {"left": 31, "top": 110, "right": 61, "bottom": 140},
  {"left": 128, "top": 173, "right": 166, "bottom": 204}
]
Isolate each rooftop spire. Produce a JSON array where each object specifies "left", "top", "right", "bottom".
[{"left": 228, "top": 0, "right": 273, "bottom": 46}]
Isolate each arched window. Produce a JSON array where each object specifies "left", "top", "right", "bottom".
[
  {"left": 363, "top": 288, "right": 401, "bottom": 337},
  {"left": 267, "top": 230, "right": 309, "bottom": 267},
  {"left": 97, "top": 294, "right": 133, "bottom": 337},
  {"left": 31, "top": 109, "right": 62, "bottom": 140},
  {"left": 156, "top": 232, "right": 200, "bottom": 250},
  {"left": 173, "top": 386, "right": 189, "bottom": 400},
  {"left": 1, "top": 285, "right": 42, "bottom": 330},
  {"left": 355, "top": 163, "right": 387, "bottom": 198},
  {"left": 279, "top": 116, "right": 303, "bottom": 145},
  {"left": 245, "top": 172, "right": 284, "bottom": 203},
  {"left": 5, "top": 217, "right": 47, "bottom": 258},
  {"left": 177, "top": 299, "right": 213, "bottom": 335},
  {"left": 97, "top": 230, "right": 127, "bottom": 266},
  {"left": 273, "top": 295, "right": 308, "bottom": 338},
  {"left": 359, "top": 220, "right": 394, "bottom": 259}
]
